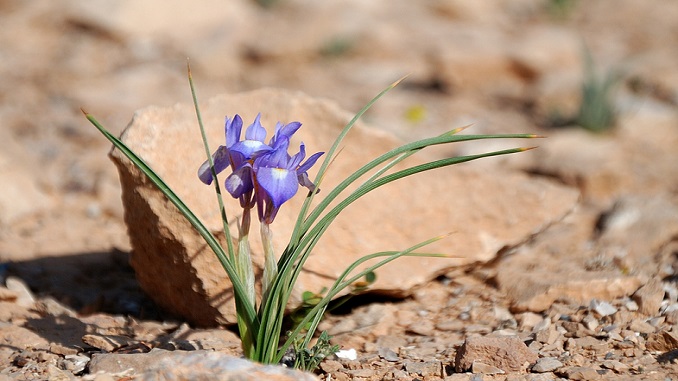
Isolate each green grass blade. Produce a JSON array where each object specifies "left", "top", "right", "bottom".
[
  {"left": 301, "top": 134, "right": 537, "bottom": 235},
  {"left": 188, "top": 62, "right": 237, "bottom": 264},
  {"left": 83, "top": 111, "right": 259, "bottom": 330},
  {"left": 289, "top": 77, "right": 407, "bottom": 246},
  {"left": 275, "top": 236, "right": 446, "bottom": 363}
]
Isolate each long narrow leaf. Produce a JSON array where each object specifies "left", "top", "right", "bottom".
[
  {"left": 275, "top": 236, "right": 445, "bottom": 363},
  {"left": 301, "top": 134, "right": 538, "bottom": 235},
  {"left": 83, "top": 111, "right": 259, "bottom": 329},
  {"left": 289, "top": 77, "right": 407, "bottom": 245}
]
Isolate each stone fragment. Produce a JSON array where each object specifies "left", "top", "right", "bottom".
[
  {"left": 90, "top": 349, "right": 319, "bottom": 380},
  {"left": 471, "top": 361, "right": 505, "bottom": 374},
  {"left": 346, "top": 368, "right": 373, "bottom": 378},
  {"left": 82, "top": 334, "right": 132, "bottom": 352},
  {"left": 518, "top": 312, "right": 544, "bottom": 330},
  {"left": 625, "top": 300, "right": 639, "bottom": 312},
  {"left": 600, "top": 360, "right": 629, "bottom": 373},
  {"left": 573, "top": 337, "right": 607, "bottom": 354},
  {"left": 632, "top": 278, "right": 665, "bottom": 316},
  {"left": 454, "top": 336, "right": 538, "bottom": 373},
  {"left": 62, "top": 354, "right": 90, "bottom": 374},
  {"left": 319, "top": 360, "right": 343, "bottom": 373},
  {"left": 531, "top": 357, "right": 563, "bottom": 373},
  {"left": 628, "top": 319, "right": 655, "bottom": 334},
  {"left": 112, "top": 89, "right": 579, "bottom": 326},
  {"left": 581, "top": 315, "right": 599, "bottom": 331},
  {"left": 404, "top": 360, "right": 442, "bottom": 377},
  {"left": 557, "top": 366, "right": 601, "bottom": 381},
  {"left": 534, "top": 326, "right": 559, "bottom": 345},
  {"left": 590, "top": 300, "right": 617, "bottom": 317},
  {"left": 378, "top": 347, "right": 399, "bottom": 362}
]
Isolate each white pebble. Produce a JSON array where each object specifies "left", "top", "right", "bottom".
[{"left": 335, "top": 348, "right": 357, "bottom": 360}]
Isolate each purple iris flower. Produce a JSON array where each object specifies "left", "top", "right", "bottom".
[
  {"left": 254, "top": 136, "right": 324, "bottom": 224},
  {"left": 198, "top": 114, "right": 323, "bottom": 223},
  {"left": 198, "top": 114, "right": 273, "bottom": 203}
]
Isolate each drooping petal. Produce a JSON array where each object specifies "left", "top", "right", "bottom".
[
  {"left": 244, "top": 113, "right": 267, "bottom": 142},
  {"left": 297, "top": 151, "right": 324, "bottom": 173},
  {"left": 297, "top": 172, "right": 318, "bottom": 193},
  {"left": 225, "top": 115, "right": 243, "bottom": 148},
  {"left": 256, "top": 166, "right": 298, "bottom": 208},
  {"left": 197, "top": 145, "right": 230, "bottom": 184},
  {"left": 225, "top": 164, "right": 254, "bottom": 198}
]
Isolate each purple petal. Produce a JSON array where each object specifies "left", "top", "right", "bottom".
[
  {"left": 288, "top": 143, "right": 306, "bottom": 169},
  {"left": 257, "top": 137, "right": 291, "bottom": 169},
  {"left": 297, "top": 172, "right": 318, "bottom": 193},
  {"left": 245, "top": 113, "right": 267, "bottom": 142},
  {"left": 271, "top": 121, "right": 302, "bottom": 145},
  {"left": 197, "top": 146, "right": 230, "bottom": 184},
  {"left": 298, "top": 151, "right": 324, "bottom": 173},
  {"left": 225, "top": 115, "right": 243, "bottom": 148},
  {"left": 225, "top": 165, "right": 254, "bottom": 198},
  {"left": 231, "top": 139, "right": 272, "bottom": 159},
  {"left": 256, "top": 167, "right": 298, "bottom": 207}
]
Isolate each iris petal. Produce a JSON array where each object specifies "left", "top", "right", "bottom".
[
  {"left": 225, "top": 115, "right": 243, "bottom": 148},
  {"left": 298, "top": 151, "right": 324, "bottom": 173},
  {"left": 197, "top": 145, "right": 230, "bottom": 184},
  {"left": 257, "top": 167, "right": 298, "bottom": 207},
  {"left": 225, "top": 165, "right": 254, "bottom": 198},
  {"left": 231, "top": 140, "right": 272, "bottom": 158},
  {"left": 245, "top": 113, "right": 267, "bottom": 142}
]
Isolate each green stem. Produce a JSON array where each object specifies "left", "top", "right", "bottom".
[{"left": 260, "top": 222, "right": 277, "bottom": 302}]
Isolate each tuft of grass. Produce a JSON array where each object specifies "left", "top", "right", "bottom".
[{"left": 575, "top": 49, "right": 622, "bottom": 133}]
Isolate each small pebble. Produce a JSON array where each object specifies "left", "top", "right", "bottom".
[
  {"left": 582, "top": 315, "right": 599, "bottom": 331},
  {"left": 63, "top": 354, "right": 90, "bottom": 374},
  {"left": 532, "top": 357, "right": 563, "bottom": 373},
  {"left": 590, "top": 300, "right": 617, "bottom": 317},
  {"left": 628, "top": 319, "right": 655, "bottom": 334},
  {"left": 519, "top": 312, "right": 544, "bottom": 330},
  {"left": 377, "top": 347, "right": 399, "bottom": 362},
  {"left": 601, "top": 359, "right": 629, "bottom": 373},
  {"left": 625, "top": 300, "right": 639, "bottom": 312},
  {"left": 336, "top": 348, "right": 357, "bottom": 360}
]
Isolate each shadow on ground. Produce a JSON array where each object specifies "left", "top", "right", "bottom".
[{"left": 5, "top": 250, "right": 166, "bottom": 321}]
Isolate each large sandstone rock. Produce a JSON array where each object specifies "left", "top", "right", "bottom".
[{"left": 111, "top": 88, "right": 578, "bottom": 326}]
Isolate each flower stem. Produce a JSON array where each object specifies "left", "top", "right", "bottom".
[
  {"left": 236, "top": 208, "right": 256, "bottom": 357},
  {"left": 260, "top": 222, "right": 277, "bottom": 302}
]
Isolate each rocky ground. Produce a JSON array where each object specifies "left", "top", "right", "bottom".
[{"left": 1, "top": 1, "right": 678, "bottom": 380}]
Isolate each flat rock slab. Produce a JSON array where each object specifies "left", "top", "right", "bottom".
[{"left": 111, "top": 88, "right": 578, "bottom": 326}]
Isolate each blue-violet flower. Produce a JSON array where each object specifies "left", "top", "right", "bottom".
[{"left": 198, "top": 114, "right": 323, "bottom": 223}]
